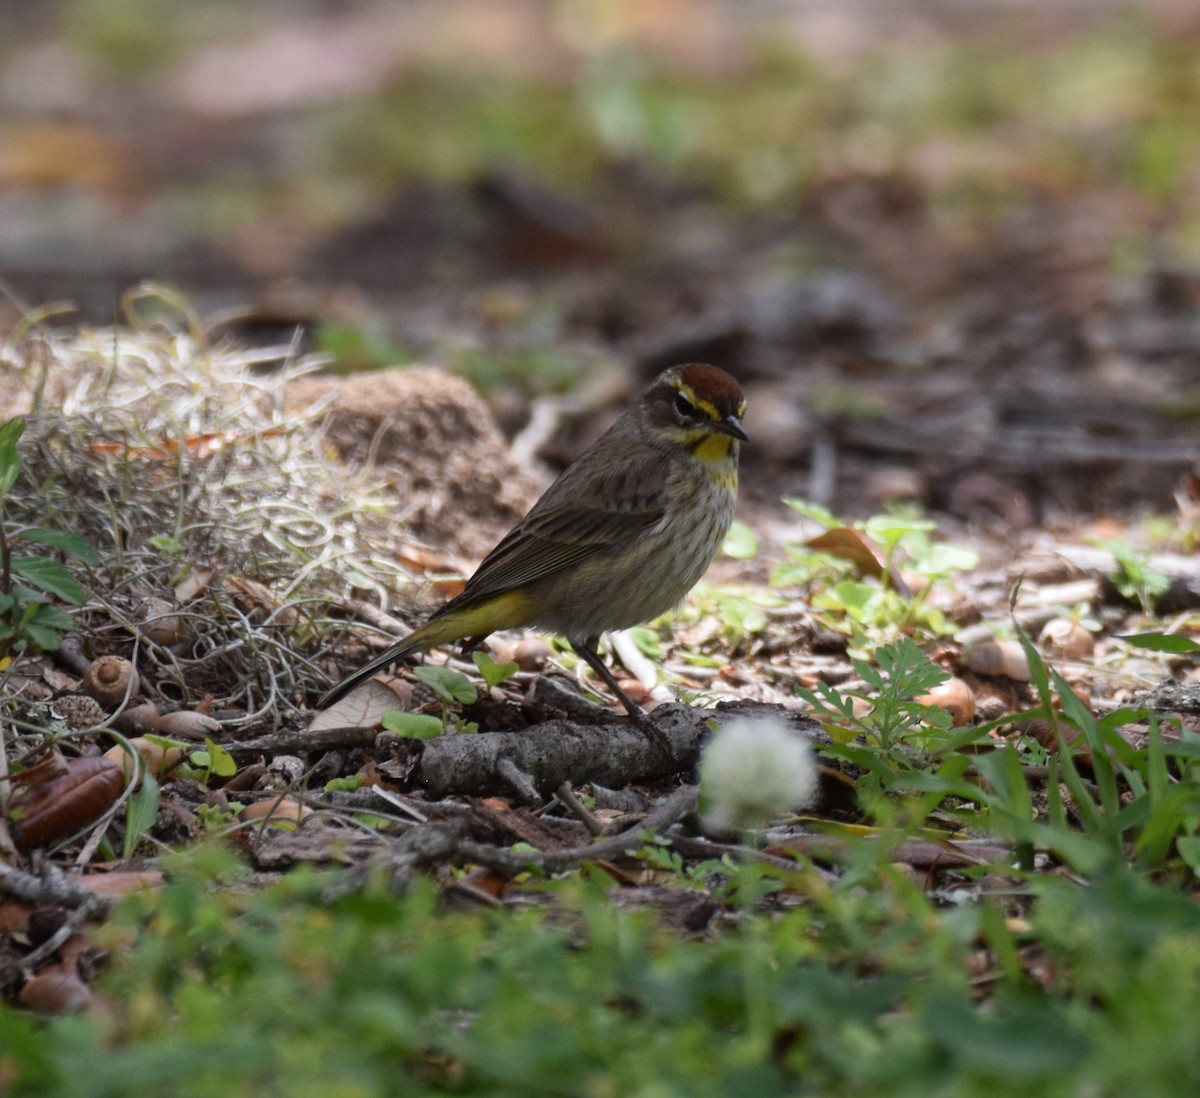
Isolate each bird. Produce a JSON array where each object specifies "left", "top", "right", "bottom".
[{"left": 318, "top": 362, "right": 747, "bottom": 754}]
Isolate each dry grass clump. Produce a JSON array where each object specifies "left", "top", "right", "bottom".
[{"left": 1, "top": 293, "right": 442, "bottom": 726}]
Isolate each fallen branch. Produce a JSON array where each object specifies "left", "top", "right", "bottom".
[
  {"left": 225, "top": 724, "right": 380, "bottom": 759},
  {"left": 0, "top": 862, "right": 115, "bottom": 916},
  {"left": 412, "top": 703, "right": 711, "bottom": 799}
]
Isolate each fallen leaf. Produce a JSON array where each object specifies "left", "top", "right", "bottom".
[{"left": 309, "top": 678, "right": 408, "bottom": 730}]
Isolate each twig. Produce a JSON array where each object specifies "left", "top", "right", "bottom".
[
  {"left": 0, "top": 862, "right": 115, "bottom": 915},
  {"left": 555, "top": 781, "right": 606, "bottom": 837},
  {"left": 496, "top": 756, "right": 541, "bottom": 803},
  {"left": 338, "top": 599, "right": 414, "bottom": 641},
  {"left": 671, "top": 834, "right": 853, "bottom": 883},
  {"left": 14, "top": 905, "right": 92, "bottom": 973},
  {"left": 455, "top": 784, "right": 699, "bottom": 874},
  {"left": 609, "top": 630, "right": 658, "bottom": 691}
]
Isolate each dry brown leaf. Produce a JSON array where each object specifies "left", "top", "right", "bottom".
[
  {"left": 174, "top": 567, "right": 216, "bottom": 603},
  {"left": 806, "top": 527, "right": 887, "bottom": 578},
  {"left": 17, "top": 963, "right": 93, "bottom": 1014},
  {"left": 12, "top": 757, "right": 124, "bottom": 850},
  {"left": 0, "top": 122, "right": 135, "bottom": 192},
  {"left": 805, "top": 526, "right": 913, "bottom": 596}
]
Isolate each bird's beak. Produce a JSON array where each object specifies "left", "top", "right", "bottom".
[{"left": 717, "top": 414, "right": 748, "bottom": 442}]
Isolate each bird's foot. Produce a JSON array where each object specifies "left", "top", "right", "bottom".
[
  {"left": 570, "top": 640, "right": 674, "bottom": 761},
  {"left": 626, "top": 704, "right": 674, "bottom": 760}
]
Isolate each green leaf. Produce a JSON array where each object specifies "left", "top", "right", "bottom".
[
  {"left": 0, "top": 416, "right": 24, "bottom": 448},
  {"left": 473, "top": 650, "right": 519, "bottom": 692},
  {"left": 721, "top": 520, "right": 759, "bottom": 559},
  {"left": 924, "top": 992, "right": 1090, "bottom": 1079},
  {"left": 124, "top": 772, "right": 161, "bottom": 859},
  {"left": 782, "top": 497, "right": 839, "bottom": 527},
  {"left": 20, "top": 624, "right": 65, "bottom": 651},
  {"left": 414, "top": 665, "right": 477, "bottom": 705},
  {"left": 827, "top": 580, "right": 875, "bottom": 617},
  {"left": 1176, "top": 836, "right": 1200, "bottom": 875},
  {"left": 876, "top": 637, "right": 949, "bottom": 697},
  {"left": 379, "top": 711, "right": 444, "bottom": 739},
  {"left": 0, "top": 416, "right": 23, "bottom": 495},
  {"left": 323, "top": 774, "right": 365, "bottom": 793},
  {"left": 28, "top": 602, "right": 77, "bottom": 633},
  {"left": 907, "top": 543, "right": 980, "bottom": 577},
  {"left": 202, "top": 737, "right": 237, "bottom": 778},
  {"left": 1053, "top": 671, "right": 1119, "bottom": 819},
  {"left": 13, "top": 528, "right": 99, "bottom": 564},
  {"left": 9, "top": 556, "right": 85, "bottom": 603},
  {"left": 144, "top": 733, "right": 191, "bottom": 750},
  {"left": 148, "top": 534, "right": 185, "bottom": 554},
  {"left": 1118, "top": 632, "right": 1200, "bottom": 654}
]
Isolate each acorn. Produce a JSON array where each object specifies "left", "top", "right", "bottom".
[
  {"left": 155, "top": 710, "right": 222, "bottom": 740},
  {"left": 103, "top": 737, "right": 187, "bottom": 786},
  {"left": 239, "top": 797, "right": 312, "bottom": 830},
  {"left": 916, "top": 677, "right": 976, "bottom": 726},
  {"left": 133, "top": 597, "right": 189, "bottom": 647},
  {"left": 962, "top": 638, "right": 1030, "bottom": 681},
  {"left": 81, "top": 656, "right": 139, "bottom": 708},
  {"left": 1039, "top": 619, "right": 1094, "bottom": 661}
]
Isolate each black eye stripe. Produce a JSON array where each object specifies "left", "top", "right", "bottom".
[{"left": 674, "top": 391, "right": 698, "bottom": 417}]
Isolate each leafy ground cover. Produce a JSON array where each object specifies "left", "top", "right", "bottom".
[{"left": 0, "top": 314, "right": 1197, "bottom": 1097}]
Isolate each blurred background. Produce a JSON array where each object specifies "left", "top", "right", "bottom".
[{"left": 2, "top": 0, "right": 1198, "bottom": 513}]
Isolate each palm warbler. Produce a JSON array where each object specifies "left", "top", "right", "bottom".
[{"left": 319, "top": 362, "right": 747, "bottom": 752}]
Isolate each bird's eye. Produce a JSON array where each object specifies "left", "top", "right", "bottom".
[{"left": 674, "top": 391, "right": 697, "bottom": 418}]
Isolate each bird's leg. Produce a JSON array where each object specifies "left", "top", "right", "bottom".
[{"left": 572, "top": 639, "right": 673, "bottom": 758}]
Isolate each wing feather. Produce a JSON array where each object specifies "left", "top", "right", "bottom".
[
  {"left": 444, "top": 445, "right": 668, "bottom": 606},
  {"left": 454, "top": 502, "right": 663, "bottom": 601}
]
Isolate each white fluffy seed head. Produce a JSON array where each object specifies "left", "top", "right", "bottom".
[{"left": 699, "top": 716, "right": 819, "bottom": 833}]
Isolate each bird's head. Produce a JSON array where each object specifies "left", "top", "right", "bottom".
[{"left": 643, "top": 363, "right": 748, "bottom": 462}]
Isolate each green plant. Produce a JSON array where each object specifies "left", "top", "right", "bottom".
[
  {"left": 721, "top": 520, "right": 759, "bottom": 560},
  {"left": 1013, "top": 627, "right": 1200, "bottom": 873},
  {"left": 1120, "top": 631, "right": 1200, "bottom": 656},
  {"left": 890, "top": 630, "right": 1200, "bottom": 877},
  {"left": 1098, "top": 537, "right": 1170, "bottom": 612},
  {"left": 186, "top": 737, "right": 237, "bottom": 785},
  {"left": 472, "top": 650, "right": 519, "bottom": 691},
  {"left": 413, "top": 664, "right": 480, "bottom": 733},
  {"left": 775, "top": 501, "right": 978, "bottom": 649},
  {"left": 0, "top": 417, "right": 97, "bottom": 661},
  {"left": 314, "top": 319, "right": 416, "bottom": 374},
  {"left": 798, "top": 637, "right": 952, "bottom": 753},
  {"left": 378, "top": 656, "right": 519, "bottom": 739},
  {"left": 379, "top": 710, "right": 444, "bottom": 739},
  {"left": 122, "top": 772, "right": 161, "bottom": 858}
]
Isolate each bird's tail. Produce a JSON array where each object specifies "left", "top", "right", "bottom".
[
  {"left": 316, "top": 630, "right": 428, "bottom": 709},
  {"left": 316, "top": 588, "right": 536, "bottom": 708}
]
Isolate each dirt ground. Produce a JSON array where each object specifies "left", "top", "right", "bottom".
[{"left": 1, "top": 1, "right": 1196, "bottom": 529}]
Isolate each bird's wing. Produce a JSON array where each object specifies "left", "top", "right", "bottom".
[{"left": 451, "top": 484, "right": 665, "bottom": 603}]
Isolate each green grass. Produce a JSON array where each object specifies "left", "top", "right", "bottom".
[
  {"left": 5, "top": 508, "right": 1200, "bottom": 1096},
  {"left": 6, "top": 838, "right": 1200, "bottom": 1097}
]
